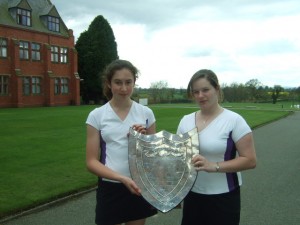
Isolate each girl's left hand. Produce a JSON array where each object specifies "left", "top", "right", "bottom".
[{"left": 132, "top": 124, "right": 147, "bottom": 134}]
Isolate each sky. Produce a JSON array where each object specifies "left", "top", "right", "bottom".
[{"left": 51, "top": 0, "right": 300, "bottom": 89}]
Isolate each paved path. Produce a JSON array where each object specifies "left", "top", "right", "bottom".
[{"left": 1, "top": 112, "right": 300, "bottom": 225}]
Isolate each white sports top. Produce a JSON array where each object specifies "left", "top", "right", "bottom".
[
  {"left": 86, "top": 101, "right": 155, "bottom": 182},
  {"left": 177, "top": 108, "right": 251, "bottom": 194}
]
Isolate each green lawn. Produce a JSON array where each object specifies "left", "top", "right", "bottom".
[{"left": 0, "top": 103, "right": 293, "bottom": 218}]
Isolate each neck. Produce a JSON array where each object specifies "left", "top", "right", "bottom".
[
  {"left": 200, "top": 104, "right": 221, "bottom": 116},
  {"left": 198, "top": 104, "right": 223, "bottom": 126},
  {"left": 110, "top": 98, "right": 132, "bottom": 109}
]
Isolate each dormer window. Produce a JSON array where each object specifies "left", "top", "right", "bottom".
[
  {"left": 17, "top": 8, "right": 31, "bottom": 26},
  {"left": 48, "top": 16, "right": 60, "bottom": 32}
]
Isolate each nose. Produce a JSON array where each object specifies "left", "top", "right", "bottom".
[
  {"left": 121, "top": 83, "right": 127, "bottom": 91},
  {"left": 194, "top": 91, "right": 204, "bottom": 97}
]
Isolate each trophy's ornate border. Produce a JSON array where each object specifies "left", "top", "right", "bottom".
[{"left": 128, "top": 127, "right": 199, "bottom": 213}]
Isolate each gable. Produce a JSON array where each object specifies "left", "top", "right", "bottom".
[
  {"left": 48, "top": 6, "right": 60, "bottom": 17},
  {"left": 0, "top": 0, "right": 70, "bottom": 38},
  {"left": 18, "top": 0, "right": 32, "bottom": 10}
]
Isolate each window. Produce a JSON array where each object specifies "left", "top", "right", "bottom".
[
  {"left": 51, "top": 46, "right": 59, "bottom": 62},
  {"left": 61, "top": 78, "right": 69, "bottom": 94},
  {"left": 0, "top": 76, "right": 9, "bottom": 95},
  {"left": 51, "top": 46, "right": 68, "bottom": 63},
  {"left": 54, "top": 78, "right": 60, "bottom": 94},
  {"left": 32, "top": 77, "right": 41, "bottom": 94},
  {"left": 0, "top": 38, "right": 8, "bottom": 58},
  {"left": 31, "top": 43, "right": 41, "bottom": 61},
  {"left": 60, "top": 47, "right": 68, "bottom": 63},
  {"left": 54, "top": 78, "right": 69, "bottom": 94},
  {"left": 23, "top": 77, "right": 30, "bottom": 95},
  {"left": 48, "top": 16, "right": 60, "bottom": 32},
  {"left": 23, "top": 77, "right": 42, "bottom": 95},
  {"left": 19, "top": 41, "right": 29, "bottom": 60},
  {"left": 17, "top": 8, "right": 31, "bottom": 26}
]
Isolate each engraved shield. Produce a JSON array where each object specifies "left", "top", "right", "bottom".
[{"left": 128, "top": 127, "right": 199, "bottom": 213}]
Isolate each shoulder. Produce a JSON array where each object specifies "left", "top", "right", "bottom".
[
  {"left": 181, "top": 112, "right": 196, "bottom": 122},
  {"left": 222, "top": 108, "right": 244, "bottom": 120},
  {"left": 177, "top": 112, "right": 197, "bottom": 134},
  {"left": 221, "top": 108, "right": 251, "bottom": 136},
  {"left": 89, "top": 103, "right": 109, "bottom": 116},
  {"left": 87, "top": 103, "right": 110, "bottom": 122},
  {"left": 86, "top": 103, "right": 111, "bottom": 129}
]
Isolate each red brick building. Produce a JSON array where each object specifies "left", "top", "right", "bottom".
[{"left": 0, "top": 0, "right": 80, "bottom": 107}]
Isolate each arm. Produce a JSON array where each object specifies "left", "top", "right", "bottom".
[
  {"left": 146, "top": 122, "right": 156, "bottom": 134},
  {"left": 214, "top": 132, "right": 257, "bottom": 172},
  {"left": 193, "top": 132, "right": 257, "bottom": 173},
  {"left": 86, "top": 125, "right": 142, "bottom": 195}
]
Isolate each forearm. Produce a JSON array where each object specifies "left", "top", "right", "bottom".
[
  {"left": 194, "top": 154, "right": 256, "bottom": 173},
  {"left": 86, "top": 158, "right": 141, "bottom": 195},
  {"left": 86, "top": 159, "right": 125, "bottom": 182},
  {"left": 212, "top": 156, "right": 256, "bottom": 173}
]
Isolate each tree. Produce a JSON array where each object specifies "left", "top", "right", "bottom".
[
  {"left": 245, "top": 79, "right": 262, "bottom": 102},
  {"left": 75, "top": 15, "right": 118, "bottom": 104},
  {"left": 271, "top": 85, "right": 284, "bottom": 104},
  {"left": 222, "top": 82, "right": 246, "bottom": 102},
  {"left": 149, "top": 80, "right": 169, "bottom": 103},
  {"left": 75, "top": 31, "right": 93, "bottom": 103}
]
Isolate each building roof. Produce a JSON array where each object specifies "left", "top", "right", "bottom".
[{"left": 0, "top": 0, "right": 70, "bottom": 37}]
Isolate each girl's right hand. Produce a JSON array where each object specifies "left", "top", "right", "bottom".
[{"left": 120, "top": 176, "right": 142, "bottom": 196}]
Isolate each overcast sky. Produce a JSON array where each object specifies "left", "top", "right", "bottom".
[{"left": 51, "top": 0, "right": 300, "bottom": 89}]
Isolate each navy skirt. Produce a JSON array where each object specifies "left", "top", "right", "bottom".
[
  {"left": 181, "top": 188, "right": 241, "bottom": 225},
  {"left": 95, "top": 180, "right": 157, "bottom": 225}
]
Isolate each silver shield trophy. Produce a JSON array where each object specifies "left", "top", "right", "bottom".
[{"left": 128, "top": 127, "right": 199, "bottom": 213}]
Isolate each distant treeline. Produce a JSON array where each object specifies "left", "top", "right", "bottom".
[{"left": 133, "top": 79, "right": 300, "bottom": 104}]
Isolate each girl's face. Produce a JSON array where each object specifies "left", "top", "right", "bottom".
[
  {"left": 109, "top": 68, "right": 135, "bottom": 100},
  {"left": 191, "top": 77, "right": 219, "bottom": 109}
]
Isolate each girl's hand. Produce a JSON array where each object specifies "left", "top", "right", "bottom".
[
  {"left": 132, "top": 124, "right": 147, "bottom": 134},
  {"left": 120, "top": 176, "right": 142, "bottom": 196},
  {"left": 192, "top": 154, "right": 217, "bottom": 172}
]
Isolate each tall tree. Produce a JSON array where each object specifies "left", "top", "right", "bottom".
[
  {"left": 76, "top": 15, "right": 118, "bottom": 104},
  {"left": 245, "top": 79, "right": 262, "bottom": 102},
  {"left": 271, "top": 85, "right": 284, "bottom": 104}
]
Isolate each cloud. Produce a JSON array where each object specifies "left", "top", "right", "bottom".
[{"left": 52, "top": 0, "right": 300, "bottom": 88}]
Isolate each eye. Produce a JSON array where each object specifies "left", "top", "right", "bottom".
[
  {"left": 114, "top": 80, "right": 122, "bottom": 85},
  {"left": 126, "top": 80, "right": 134, "bottom": 86},
  {"left": 192, "top": 90, "right": 200, "bottom": 95}
]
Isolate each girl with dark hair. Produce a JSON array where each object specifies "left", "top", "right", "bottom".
[{"left": 86, "top": 59, "right": 157, "bottom": 225}]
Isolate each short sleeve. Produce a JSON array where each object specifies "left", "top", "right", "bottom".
[
  {"left": 85, "top": 109, "right": 100, "bottom": 130},
  {"left": 232, "top": 115, "right": 252, "bottom": 142},
  {"left": 144, "top": 106, "right": 155, "bottom": 128}
]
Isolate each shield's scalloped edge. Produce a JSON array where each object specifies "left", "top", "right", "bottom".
[{"left": 128, "top": 127, "right": 199, "bottom": 213}]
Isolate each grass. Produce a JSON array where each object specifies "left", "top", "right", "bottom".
[
  {"left": 0, "top": 106, "right": 96, "bottom": 218},
  {"left": 0, "top": 103, "right": 293, "bottom": 218}
]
